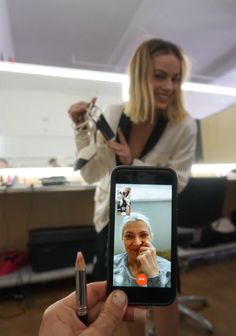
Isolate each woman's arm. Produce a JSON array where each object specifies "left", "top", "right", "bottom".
[{"left": 75, "top": 105, "right": 122, "bottom": 184}]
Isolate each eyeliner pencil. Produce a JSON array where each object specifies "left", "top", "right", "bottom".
[{"left": 75, "top": 251, "right": 88, "bottom": 326}]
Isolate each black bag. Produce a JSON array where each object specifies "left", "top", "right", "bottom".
[{"left": 28, "top": 226, "right": 96, "bottom": 272}]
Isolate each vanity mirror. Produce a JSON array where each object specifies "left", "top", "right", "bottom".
[
  {"left": 1, "top": 62, "right": 236, "bottom": 168},
  {"left": 0, "top": 63, "right": 125, "bottom": 167},
  {"left": 1, "top": 1, "right": 236, "bottom": 170}
]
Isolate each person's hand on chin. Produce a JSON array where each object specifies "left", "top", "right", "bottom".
[{"left": 137, "top": 243, "right": 159, "bottom": 277}]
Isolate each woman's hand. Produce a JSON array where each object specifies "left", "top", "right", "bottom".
[
  {"left": 137, "top": 242, "right": 159, "bottom": 277},
  {"left": 68, "top": 98, "right": 97, "bottom": 126},
  {"left": 39, "top": 281, "right": 147, "bottom": 336},
  {"left": 107, "top": 128, "right": 133, "bottom": 165}
]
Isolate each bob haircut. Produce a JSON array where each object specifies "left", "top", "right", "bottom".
[
  {"left": 121, "top": 212, "right": 153, "bottom": 238},
  {"left": 124, "top": 38, "right": 189, "bottom": 124}
]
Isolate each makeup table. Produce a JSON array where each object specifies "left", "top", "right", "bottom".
[
  {"left": 0, "top": 183, "right": 96, "bottom": 287},
  {"left": 0, "top": 183, "right": 96, "bottom": 250},
  {"left": 0, "top": 263, "right": 94, "bottom": 288}
]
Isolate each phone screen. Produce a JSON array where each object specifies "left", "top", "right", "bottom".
[{"left": 107, "top": 166, "right": 177, "bottom": 306}]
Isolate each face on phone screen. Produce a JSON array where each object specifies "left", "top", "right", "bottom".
[{"left": 113, "top": 183, "right": 172, "bottom": 288}]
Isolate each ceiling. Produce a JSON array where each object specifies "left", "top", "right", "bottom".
[
  {"left": 3, "top": 0, "right": 236, "bottom": 84},
  {"left": 1, "top": 0, "right": 236, "bottom": 119}
]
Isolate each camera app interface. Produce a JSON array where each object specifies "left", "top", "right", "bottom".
[{"left": 113, "top": 183, "right": 172, "bottom": 288}]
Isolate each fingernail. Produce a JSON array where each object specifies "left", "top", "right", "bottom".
[
  {"left": 134, "top": 309, "right": 150, "bottom": 323},
  {"left": 112, "top": 290, "right": 127, "bottom": 307}
]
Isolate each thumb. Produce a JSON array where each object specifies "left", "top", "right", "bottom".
[
  {"left": 91, "top": 97, "right": 97, "bottom": 105},
  {"left": 88, "top": 290, "right": 128, "bottom": 336}
]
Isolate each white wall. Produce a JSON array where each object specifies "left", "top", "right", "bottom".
[
  {"left": 0, "top": 0, "right": 15, "bottom": 60},
  {"left": 0, "top": 71, "right": 123, "bottom": 166},
  {"left": 201, "top": 105, "right": 236, "bottom": 163}
]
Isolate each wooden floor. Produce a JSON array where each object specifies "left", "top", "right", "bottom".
[{"left": 0, "top": 257, "right": 236, "bottom": 336}]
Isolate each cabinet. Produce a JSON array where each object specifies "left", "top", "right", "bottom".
[
  {"left": 0, "top": 184, "right": 96, "bottom": 287},
  {"left": 0, "top": 184, "right": 95, "bottom": 250}
]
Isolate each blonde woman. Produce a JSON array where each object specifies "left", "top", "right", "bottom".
[{"left": 68, "top": 38, "right": 197, "bottom": 336}]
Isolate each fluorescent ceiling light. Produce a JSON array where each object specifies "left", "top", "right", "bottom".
[
  {"left": 0, "top": 62, "right": 127, "bottom": 83},
  {"left": 182, "top": 82, "right": 236, "bottom": 97},
  {"left": 0, "top": 167, "right": 75, "bottom": 178},
  {"left": 191, "top": 163, "right": 236, "bottom": 177},
  {"left": 2, "top": 164, "right": 235, "bottom": 179},
  {"left": 1, "top": 62, "right": 236, "bottom": 97}
]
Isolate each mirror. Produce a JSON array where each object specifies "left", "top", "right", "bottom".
[
  {"left": 0, "top": 66, "right": 124, "bottom": 167},
  {"left": 1, "top": 1, "right": 236, "bottom": 167},
  {"left": 0, "top": 63, "right": 236, "bottom": 167}
]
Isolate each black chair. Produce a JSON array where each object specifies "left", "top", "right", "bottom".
[
  {"left": 178, "top": 177, "right": 227, "bottom": 230},
  {"left": 177, "top": 177, "right": 228, "bottom": 333}
]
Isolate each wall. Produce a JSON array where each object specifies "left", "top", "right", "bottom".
[
  {"left": 201, "top": 105, "right": 236, "bottom": 163},
  {"left": 0, "top": 0, "right": 15, "bottom": 60},
  {"left": 0, "top": 71, "right": 123, "bottom": 166},
  {"left": 1, "top": 66, "right": 236, "bottom": 166}
]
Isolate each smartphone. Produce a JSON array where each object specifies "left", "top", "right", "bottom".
[{"left": 107, "top": 166, "right": 177, "bottom": 306}]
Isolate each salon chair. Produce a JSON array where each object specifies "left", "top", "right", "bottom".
[{"left": 177, "top": 176, "right": 228, "bottom": 333}]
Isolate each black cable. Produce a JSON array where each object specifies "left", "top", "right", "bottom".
[{"left": 0, "top": 287, "right": 27, "bottom": 319}]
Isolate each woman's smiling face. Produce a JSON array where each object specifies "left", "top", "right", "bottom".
[
  {"left": 151, "top": 53, "right": 181, "bottom": 111},
  {"left": 122, "top": 220, "right": 152, "bottom": 257}
]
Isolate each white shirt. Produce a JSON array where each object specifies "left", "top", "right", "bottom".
[{"left": 75, "top": 104, "right": 197, "bottom": 232}]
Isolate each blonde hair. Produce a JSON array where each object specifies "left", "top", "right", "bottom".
[{"left": 124, "top": 39, "right": 190, "bottom": 124}]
